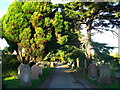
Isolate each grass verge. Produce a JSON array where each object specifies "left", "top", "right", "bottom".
[
  {"left": 2, "top": 67, "right": 53, "bottom": 89},
  {"left": 76, "top": 72, "right": 119, "bottom": 89}
]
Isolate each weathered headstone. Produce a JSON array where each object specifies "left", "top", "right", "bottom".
[
  {"left": 38, "top": 66, "right": 43, "bottom": 75},
  {"left": 88, "top": 63, "right": 98, "bottom": 78},
  {"left": 31, "top": 65, "right": 39, "bottom": 80},
  {"left": 18, "top": 63, "right": 24, "bottom": 79},
  {"left": 20, "top": 64, "right": 31, "bottom": 86},
  {"left": 99, "top": 64, "right": 111, "bottom": 84},
  {"left": 114, "top": 72, "right": 120, "bottom": 81}
]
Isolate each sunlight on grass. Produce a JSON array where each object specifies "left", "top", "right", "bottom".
[
  {"left": 3, "top": 68, "right": 53, "bottom": 88},
  {"left": 4, "top": 76, "right": 17, "bottom": 81},
  {"left": 77, "top": 72, "right": 119, "bottom": 88}
]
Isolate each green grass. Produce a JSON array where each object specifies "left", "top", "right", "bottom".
[
  {"left": 76, "top": 72, "right": 119, "bottom": 89},
  {"left": 3, "top": 67, "right": 53, "bottom": 89}
]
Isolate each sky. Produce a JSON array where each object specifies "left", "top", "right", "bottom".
[{"left": 0, "top": 0, "right": 118, "bottom": 55}]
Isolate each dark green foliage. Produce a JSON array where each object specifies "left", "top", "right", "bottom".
[
  {"left": 2, "top": 1, "right": 119, "bottom": 67},
  {"left": 91, "top": 41, "right": 114, "bottom": 63},
  {"left": 61, "top": 2, "right": 120, "bottom": 61},
  {"left": 2, "top": 55, "right": 20, "bottom": 76},
  {"left": 2, "top": 2, "right": 76, "bottom": 63}
]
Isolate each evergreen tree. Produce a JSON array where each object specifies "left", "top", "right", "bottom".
[
  {"left": 2, "top": 2, "right": 74, "bottom": 64},
  {"left": 60, "top": 2, "right": 120, "bottom": 63}
]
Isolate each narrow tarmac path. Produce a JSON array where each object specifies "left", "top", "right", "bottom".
[{"left": 38, "top": 63, "right": 97, "bottom": 89}]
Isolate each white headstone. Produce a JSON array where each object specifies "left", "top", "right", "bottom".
[
  {"left": 31, "top": 65, "right": 39, "bottom": 80},
  {"left": 20, "top": 64, "right": 31, "bottom": 86}
]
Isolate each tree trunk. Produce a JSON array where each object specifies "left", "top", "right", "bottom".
[
  {"left": 87, "top": 29, "right": 92, "bottom": 61},
  {"left": 86, "top": 19, "right": 93, "bottom": 62},
  {"left": 17, "top": 44, "right": 23, "bottom": 63},
  {"left": 25, "top": 55, "right": 30, "bottom": 64}
]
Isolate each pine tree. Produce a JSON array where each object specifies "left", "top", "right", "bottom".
[{"left": 60, "top": 2, "right": 120, "bottom": 63}]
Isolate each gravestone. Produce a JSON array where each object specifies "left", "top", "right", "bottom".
[
  {"left": 99, "top": 64, "right": 111, "bottom": 84},
  {"left": 88, "top": 63, "right": 98, "bottom": 78},
  {"left": 38, "top": 66, "right": 43, "bottom": 75},
  {"left": 114, "top": 72, "right": 120, "bottom": 81},
  {"left": 18, "top": 63, "right": 24, "bottom": 79},
  {"left": 20, "top": 64, "right": 31, "bottom": 86},
  {"left": 31, "top": 65, "right": 39, "bottom": 80}
]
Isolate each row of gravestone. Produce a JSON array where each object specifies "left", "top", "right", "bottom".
[
  {"left": 88, "top": 63, "right": 111, "bottom": 84},
  {"left": 18, "top": 63, "right": 43, "bottom": 86}
]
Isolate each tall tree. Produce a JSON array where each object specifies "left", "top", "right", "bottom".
[
  {"left": 2, "top": 2, "right": 54, "bottom": 63},
  {"left": 60, "top": 2, "right": 120, "bottom": 63},
  {"left": 2, "top": 2, "right": 73, "bottom": 64}
]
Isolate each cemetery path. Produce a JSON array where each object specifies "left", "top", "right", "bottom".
[{"left": 38, "top": 63, "right": 97, "bottom": 89}]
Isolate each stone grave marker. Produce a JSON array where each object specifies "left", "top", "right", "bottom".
[
  {"left": 88, "top": 63, "right": 98, "bottom": 78},
  {"left": 114, "top": 72, "right": 120, "bottom": 81},
  {"left": 31, "top": 65, "right": 39, "bottom": 80},
  {"left": 99, "top": 64, "right": 111, "bottom": 84},
  {"left": 18, "top": 63, "right": 24, "bottom": 79},
  {"left": 20, "top": 64, "right": 31, "bottom": 86}
]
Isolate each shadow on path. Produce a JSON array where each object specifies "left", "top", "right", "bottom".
[{"left": 38, "top": 64, "right": 97, "bottom": 89}]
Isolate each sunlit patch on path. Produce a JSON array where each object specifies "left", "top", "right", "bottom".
[{"left": 39, "top": 63, "right": 96, "bottom": 88}]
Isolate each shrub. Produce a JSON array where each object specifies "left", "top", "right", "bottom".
[{"left": 2, "top": 55, "right": 20, "bottom": 77}]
